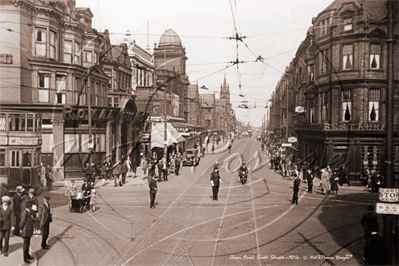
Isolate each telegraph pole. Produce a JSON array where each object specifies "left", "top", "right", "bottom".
[
  {"left": 87, "top": 69, "right": 93, "bottom": 167},
  {"left": 382, "top": 1, "right": 396, "bottom": 264},
  {"left": 285, "top": 77, "right": 289, "bottom": 141}
]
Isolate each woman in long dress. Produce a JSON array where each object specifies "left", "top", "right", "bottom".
[
  {"left": 320, "top": 168, "right": 330, "bottom": 195},
  {"left": 40, "top": 162, "right": 46, "bottom": 187}
]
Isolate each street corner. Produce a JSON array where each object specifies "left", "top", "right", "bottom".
[{"left": 2, "top": 235, "right": 38, "bottom": 266}]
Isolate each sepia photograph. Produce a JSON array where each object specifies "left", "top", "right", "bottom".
[{"left": 0, "top": 0, "right": 398, "bottom": 265}]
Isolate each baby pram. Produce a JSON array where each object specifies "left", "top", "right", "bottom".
[{"left": 69, "top": 193, "right": 90, "bottom": 213}]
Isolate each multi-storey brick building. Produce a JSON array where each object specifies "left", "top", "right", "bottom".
[
  {"left": 0, "top": 0, "right": 140, "bottom": 180},
  {"left": 270, "top": 0, "right": 399, "bottom": 185}
]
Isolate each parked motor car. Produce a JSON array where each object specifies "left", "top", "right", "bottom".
[{"left": 183, "top": 149, "right": 200, "bottom": 166}]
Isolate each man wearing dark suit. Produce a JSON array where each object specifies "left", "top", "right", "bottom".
[
  {"left": 149, "top": 174, "right": 157, "bottom": 208},
  {"left": 39, "top": 195, "right": 52, "bottom": 250},
  {"left": 292, "top": 175, "right": 300, "bottom": 204},
  {"left": 210, "top": 168, "right": 222, "bottom": 201},
  {"left": 82, "top": 178, "right": 92, "bottom": 208},
  {"left": 27, "top": 188, "right": 39, "bottom": 209},
  {"left": 12, "top": 186, "right": 24, "bottom": 236},
  {"left": 20, "top": 201, "right": 36, "bottom": 263},
  {"left": 0, "top": 196, "right": 14, "bottom": 256},
  {"left": 121, "top": 159, "right": 128, "bottom": 184},
  {"left": 361, "top": 205, "right": 379, "bottom": 251},
  {"left": 113, "top": 161, "right": 122, "bottom": 187}
]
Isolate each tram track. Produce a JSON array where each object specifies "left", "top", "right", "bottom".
[
  {"left": 267, "top": 223, "right": 362, "bottom": 266},
  {"left": 37, "top": 227, "right": 79, "bottom": 266},
  {"left": 118, "top": 152, "right": 221, "bottom": 266},
  {"left": 54, "top": 217, "right": 125, "bottom": 265}
]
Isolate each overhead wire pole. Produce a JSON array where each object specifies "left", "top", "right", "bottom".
[{"left": 382, "top": 1, "right": 396, "bottom": 264}]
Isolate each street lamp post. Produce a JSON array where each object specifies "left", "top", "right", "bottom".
[{"left": 382, "top": 1, "right": 396, "bottom": 264}]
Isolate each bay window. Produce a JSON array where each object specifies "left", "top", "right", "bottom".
[
  {"left": 368, "top": 89, "right": 380, "bottom": 122},
  {"left": 74, "top": 42, "right": 80, "bottom": 65},
  {"left": 342, "top": 44, "right": 353, "bottom": 70},
  {"left": 344, "top": 18, "right": 353, "bottom": 31},
  {"left": 342, "top": 90, "right": 352, "bottom": 121},
  {"left": 370, "top": 44, "right": 381, "bottom": 69},
  {"left": 64, "top": 40, "right": 73, "bottom": 64},
  {"left": 50, "top": 30, "right": 57, "bottom": 60},
  {"left": 38, "top": 72, "right": 50, "bottom": 103},
  {"left": 35, "top": 28, "right": 46, "bottom": 56}
]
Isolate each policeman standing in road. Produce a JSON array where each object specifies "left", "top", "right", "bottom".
[
  {"left": 210, "top": 168, "right": 222, "bottom": 201},
  {"left": 149, "top": 174, "right": 157, "bottom": 208},
  {"left": 292, "top": 174, "right": 300, "bottom": 204}
]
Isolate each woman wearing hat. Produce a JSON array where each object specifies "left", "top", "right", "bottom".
[{"left": 0, "top": 196, "right": 14, "bottom": 256}]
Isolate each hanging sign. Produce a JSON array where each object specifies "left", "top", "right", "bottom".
[
  {"left": 9, "top": 137, "right": 38, "bottom": 145},
  {"left": 376, "top": 203, "right": 399, "bottom": 215},
  {"left": 379, "top": 188, "right": 399, "bottom": 202},
  {"left": 295, "top": 106, "right": 305, "bottom": 113}
]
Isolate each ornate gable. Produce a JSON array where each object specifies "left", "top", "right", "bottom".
[
  {"left": 368, "top": 27, "right": 387, "bottom": 36},
  {"left": 338, "top": 3, "right": 359, "bottom": 16}
]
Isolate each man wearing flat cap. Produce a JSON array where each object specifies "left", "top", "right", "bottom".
[
  {"left": 0, "top": 196, "right": 14, "bottom": 256},
  {"left": 12, "top": 186, "right": 24, "bottom": 236},
  {"left": 39, "top": 195, "right": 52, "bottom": 250}
]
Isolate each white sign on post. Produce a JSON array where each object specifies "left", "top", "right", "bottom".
[
  {"left": 376, "top": 203, "right": 399, "bottom": 215},
  {"left": 282, "top": 143, "right": 292, "bottom": 147},
  {"left": 379, "top": 188, "right": 399, "bottom": 202}
]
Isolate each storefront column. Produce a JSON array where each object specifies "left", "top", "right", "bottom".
[
  {"left": 51, "top": 119, "right": 64, "bottom": 181},
  {"left": 115, "top": 121, "right": 121, "bottom": 162},
  {"left": 127, "top": 122, "right": 132, "bottom": 155},
  {"left": 327, "top": 140, "right": 334, "bottom": 165},
  {"left": 355, "top": 140, "right": 361, "bottom": 177},
  {"left": 106, "top": 120, "right": 113, "bottom": 162},
  {"left": 349, "top": 140, "right": 356, "bottom": 174}
]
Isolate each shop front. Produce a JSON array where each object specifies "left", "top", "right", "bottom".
[
  {"left": 296, "top": 122, "right": 399, "bottom": 186},
  {"left": 43, "top": 99, "right": 141, "bottom": 180},
  {"left": 0, "top": 110, "right": 43, "bottom": 194}
]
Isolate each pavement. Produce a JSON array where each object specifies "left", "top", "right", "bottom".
[{"left": 1, "top": 142, "right": 229, "bottom": 266}]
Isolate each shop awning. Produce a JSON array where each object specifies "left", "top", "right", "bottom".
[
  {"left": 151, "top": 122, "right": 185, "bottom": 148},
  {"left": 171, "top": 121, "right": 197, "bottom": 132}
]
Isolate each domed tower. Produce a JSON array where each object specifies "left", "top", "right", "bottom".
[
  {"left": 153, "top": 29, "right": 189, "bottom": 120},
  {"left": 154, "top": 29, "right": 187, "bottom": 75}
]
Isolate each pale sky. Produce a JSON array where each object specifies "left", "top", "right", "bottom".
[{"left": 77, "top": 0, "right": 334, "bottom": 127}]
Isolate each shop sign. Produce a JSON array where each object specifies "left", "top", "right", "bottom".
[
  {"left": 334, "top": 146, "right": 349, "bottom": 150},
  {"left": 282, "top": 143, "right": 292, "bottom": 147},
  {"left": 323, "top": 122, "right": 392, "bottom": 131},
  {"left": 376, "top": 203, "right": 399, "bottom": 215},
  {"left": 288, "top": 137, "right": 297, "bottom": 143},
  {"left": 9, "top": 137, "right": 38, "bottom": 145},
  {"left": 0, "top": 136, "right": 7, "bottom": 145},
  {"left": 379, "top": 188, "right": 399, "bottom": 202},
  {"left": 140, "top": 132, "right": 150, "bottom": 143},
  {"left": 295, "top": 106, "right": 305, "bottom": 113},
  {"left": 63, "top": 106, "right": 135, "bottom": 121}
]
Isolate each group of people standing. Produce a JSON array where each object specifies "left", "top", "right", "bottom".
[{"left": 0, "top": 186, "right": 52, "bottom": 263}]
